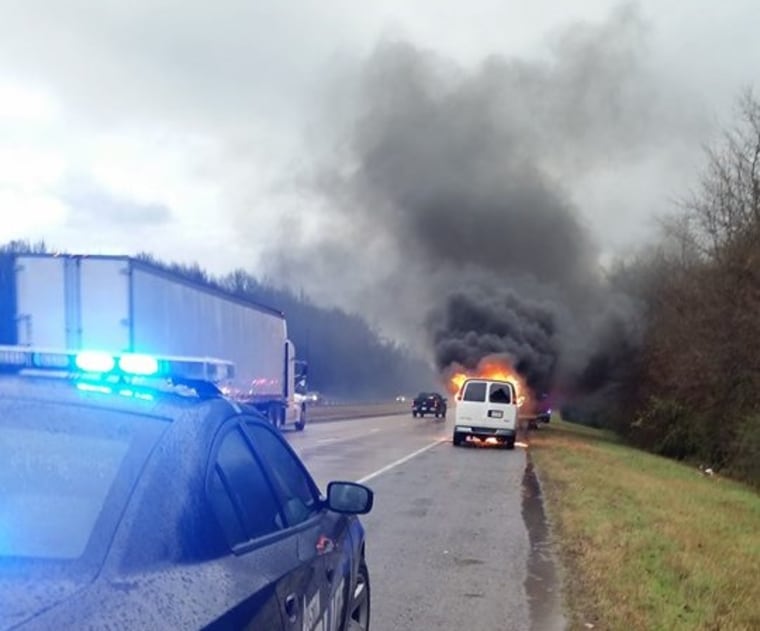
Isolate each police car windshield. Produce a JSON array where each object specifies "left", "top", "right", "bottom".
[{"left": 0, "top": 397, "right": 166, "bottom": 562}]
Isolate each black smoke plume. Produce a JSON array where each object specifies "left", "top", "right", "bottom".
[
  {"left": 430, "top": 288, "right": 559, "bottom": 393},
  {"left": 261, "top": 4, "right": 671, "bottom": 397}
]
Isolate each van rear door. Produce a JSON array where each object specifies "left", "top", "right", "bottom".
[
  {"left": 456, "top": 381, "right": 487, "bottom": 425},
  {"left": 485, "top": 382, "right": 518, "bottom": 429}
]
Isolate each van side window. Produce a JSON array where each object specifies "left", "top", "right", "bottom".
[
  {"left": 489, "top": 383, "right": 512, "bottom": 404},
  {"left": 463, "top": 382, "right": 487, "bottom": 402}
]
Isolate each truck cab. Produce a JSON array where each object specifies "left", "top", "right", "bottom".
[{"left": 285, "top": 349, "right": 308, "bottom": 430}]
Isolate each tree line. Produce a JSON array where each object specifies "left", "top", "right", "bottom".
[
  {"left": 567, "top": 92, "right": 760, "bottom": 486},
  {"left": 0, "top": 241, "right": 436, "bottom": 400}
]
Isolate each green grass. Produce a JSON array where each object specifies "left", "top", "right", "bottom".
[{"left": 530, "top": 419, "right": 760, "bottom": 631}]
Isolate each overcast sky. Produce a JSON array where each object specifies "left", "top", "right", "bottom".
[{"left": 1, "top": 0, "right": 758, "bottom": 284}]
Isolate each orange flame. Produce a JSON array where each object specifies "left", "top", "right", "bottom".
[{"left": 446, "top": 357, "right": 528, "bottom": 407}]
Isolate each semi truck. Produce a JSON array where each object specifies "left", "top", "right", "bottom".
[{"left": 0, "top": 254, "right": 308, "bottom": 430}]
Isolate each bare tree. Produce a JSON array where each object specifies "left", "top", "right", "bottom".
[
  {"left": 687, "top": 90, "right": 760, "bottom": 260},
  {"left": 586, "top": 92, "right": 760, "bottom": 482}
]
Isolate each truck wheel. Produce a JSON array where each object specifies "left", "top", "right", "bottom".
[
  {"left": 505, "top": 438, "right": 516, "bottom": 450},
  {"left": 295, "top": 406, "right": 306, "bottom": 431},
  {"left": 267, "top": 406, "right": 280, "bottom": 428},
  {"left": 453, "top": 432, "right": 463, "bottom": 446}
]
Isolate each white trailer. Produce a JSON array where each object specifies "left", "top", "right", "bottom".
[{"left": 0, "top": 254, "right": 307, "bottom": 430}]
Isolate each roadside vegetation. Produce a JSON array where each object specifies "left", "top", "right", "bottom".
[
  {"left": 531, "top": 419, "right": 760, "bottom": 631},
  {"left": 566, "top": 92, "right": 760, "bottom": 487}
]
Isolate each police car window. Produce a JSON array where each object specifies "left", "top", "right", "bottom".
[
  {"left": 489, "top": 383, "right": 512, "bottom": 404},
  {"left": 463, "top": 381, "right": 487, "bottom": 402},
  {"left": 245, "top": 423, "right": 319, "bottom": 527},
  {"left": 0, "top": 426, "right": 129, "bottom": 559},
  {"left": 0, "top": 401, "right": 165, "bottom": 561},
  {"left": 212, "top": 427, "right": 284, "bottom": 543},
  {"left": 207, "top": 468, "right": 248, "bottom": 549}
]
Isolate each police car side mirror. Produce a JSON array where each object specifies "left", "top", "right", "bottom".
[{"left": 326, "top": 482, "right": 374, "bottom": 515}]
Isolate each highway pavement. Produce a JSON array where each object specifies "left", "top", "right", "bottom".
[{"left": 285, "top": 412, "right": 555, "bottom": 631}]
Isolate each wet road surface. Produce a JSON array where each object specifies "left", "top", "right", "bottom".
[
  {"left": 284, "top": 411, "right": 450, "bottom": 487},
  {"left": 286, "top": 412, "right": 563, "bottom": 631}
]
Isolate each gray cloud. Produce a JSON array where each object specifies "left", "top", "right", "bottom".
[
  {"left": 60, "top": 176, "right": 172, "bottom": 226},
  {"left": 0, "top": 0, "right": 755, "bottom": 365},
  {"left": 0, "top": 0, "right": 354, "bottom": 133}
]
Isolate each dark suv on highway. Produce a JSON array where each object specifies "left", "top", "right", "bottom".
[{"left": 412, "top": 392, "right": 447, "bottom": 418}]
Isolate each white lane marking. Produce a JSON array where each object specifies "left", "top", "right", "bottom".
[
  {"left": 357, "top": 438, "right": 448, "bottom": 484},
  {"left": 307, "top": 424, "right": 391, "bottom": 447},
  {"left": 312, "top": 433, "right": 376, "bottom": 448}
]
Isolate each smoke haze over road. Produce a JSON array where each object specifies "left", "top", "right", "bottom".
[{"left": 264, "top": 5, "right": 686, "bottom": 393}]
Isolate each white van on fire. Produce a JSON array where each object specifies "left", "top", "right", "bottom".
[{"left": 453, "top": 378, "right": 518, "bottom": 449}]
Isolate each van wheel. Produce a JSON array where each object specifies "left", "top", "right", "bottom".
[
  {"left": 505, "top": 438, "right": 516, "bottom": 450},
  {"left": 453, "top": 432, "right": 463, "bottom": 446}
]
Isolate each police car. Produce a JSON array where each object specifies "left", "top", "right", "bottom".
[{"left": 0, "top": 347, "right": 372, "bottom": 630}]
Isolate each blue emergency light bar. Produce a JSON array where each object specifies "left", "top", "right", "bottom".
[{"left": 0, "top": 346, "right": 235, "bottom": 384}]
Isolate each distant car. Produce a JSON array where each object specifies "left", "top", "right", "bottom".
[
  {"left": 453, "top": 378, "right": 518, "bottom": 449},
  {"left": 412, "top": 392, "right": 447, "bottom": 418},
  {"left": 395, "top": 395, "right": 407, "bottom": 402},
  {"left": 0, "top": 347, "right": 373, "bottom": 630}
]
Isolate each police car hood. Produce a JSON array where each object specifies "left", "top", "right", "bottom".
[{"left": 0, "top": 575, "right": 88, "bottom": 630}]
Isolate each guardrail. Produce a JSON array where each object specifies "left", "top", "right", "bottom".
[
  {"left": 306, "top": 402, "right": 410, "bottom": 423},
  {"left": 310, "top": 399, "right": 409, "bottom": 407}
]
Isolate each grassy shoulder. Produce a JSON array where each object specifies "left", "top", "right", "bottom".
[{"left": 530, "top": 419, "right": 760, "bottom": 631}]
